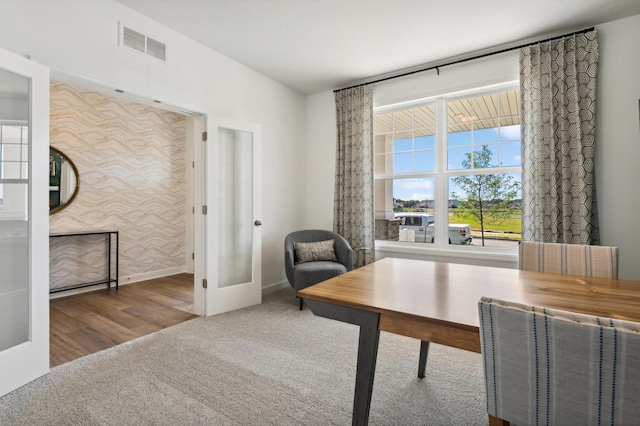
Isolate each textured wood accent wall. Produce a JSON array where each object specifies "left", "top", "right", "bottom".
[{"left": 49, "top": 81, "right": 186, "bottom": 290}]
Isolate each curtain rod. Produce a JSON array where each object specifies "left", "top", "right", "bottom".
[{"left": 334, "top": 26, "right": 595, "bottom": 93}]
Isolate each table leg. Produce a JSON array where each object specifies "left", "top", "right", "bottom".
[
  {"left": 353, "top": 313, "right": 380, "bottom": 426},
  {"left": 303, "top": 299, "right": 381, "bottom": 426},
  {"left": 417, "top": 340, "right": 430, "bottom": 378}
]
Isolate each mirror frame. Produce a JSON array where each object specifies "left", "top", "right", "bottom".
[{"left": 49, "top": 147, "right": 80, "bottom": 215}]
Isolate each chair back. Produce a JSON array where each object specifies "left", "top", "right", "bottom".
[
  {"left": 519, "top": 241, "right": 619, "bottom": 279},
  {"left": 478, "top": 297, "right": 640, "bottom": 425}
]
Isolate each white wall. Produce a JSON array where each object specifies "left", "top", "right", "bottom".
[
  {"left": 0, "top": 0, "right": 307, "bottom": 289},
  {"left": 372, "top": 52, "right": 519, "bottom": 108},
  {"left": 305, "top": 91, "right": 336, "bottom": 229},
  {"left": 596, "top": 14, "right": 640, "bottom": 280},
  {"left": 305, "top": 14, "right": 640, "bottom": 280}
]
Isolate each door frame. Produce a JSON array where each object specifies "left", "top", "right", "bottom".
[{"left": 192, "top": 115, "right": 206, "bottom": 315}]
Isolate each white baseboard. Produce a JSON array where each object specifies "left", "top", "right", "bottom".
[
  {"left": 120, "top": 266, "right": 189, "bottom": 285},
  {"left": 49, "top": 269, "right": 290, "bottom": 300},
  {"left": 49, "top": 266, "right": 190, "bottom": 299},
  {"left": 262, "top": 280, "right": 289, "bottom": 295}
]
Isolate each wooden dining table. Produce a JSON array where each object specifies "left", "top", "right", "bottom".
[{"left": 297, "top": 257, "right": 640, "bottom": 426}]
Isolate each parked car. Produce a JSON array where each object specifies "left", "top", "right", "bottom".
[{"left": 395, "top": 213, "right": 472, "bottom": 245}]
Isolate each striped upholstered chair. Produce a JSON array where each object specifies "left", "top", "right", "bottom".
[
  {"left": 519, "top": 241, "right": 619, "bottom": 279},
  {"left": 478, "top": 297, "right": 640, "bottom": 426}
]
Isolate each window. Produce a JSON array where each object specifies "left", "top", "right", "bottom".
[
  {"left": 0, "top": 124, "right": 29, "bottom": 209},
  {"left": 374, "top": 85, "right": 522, "bottom": 248}
]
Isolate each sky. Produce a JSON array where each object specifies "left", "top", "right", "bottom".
[{"left": 390, "top": 125, "right": 522, "bottom": 201}]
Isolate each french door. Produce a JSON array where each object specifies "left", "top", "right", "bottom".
[
  {"left": 0, "top": 48, "right": 50, "bottom": 397},
  {"left": 199, "top": 115, "right": 261, "bottom": 316}
]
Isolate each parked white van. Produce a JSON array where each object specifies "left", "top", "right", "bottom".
[{"left": 395, "top": 213, "right": 472, "bottom": 245}]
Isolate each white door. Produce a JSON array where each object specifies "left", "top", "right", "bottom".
[
  {"left": 0, "top": 48, "right": 50, "bottom": 397},
  {"left": 201, "top": 115, "right": 261, "bottom": 315}
]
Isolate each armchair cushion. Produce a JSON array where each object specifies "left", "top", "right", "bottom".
[
  {"left": 294, "top": 239, "right": 338, "bottom": 264},
  {"left": 292, "top": 261, "right": 348, "bottom": 291}
]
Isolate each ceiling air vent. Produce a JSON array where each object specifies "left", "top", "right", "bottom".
[
  {"left": 120, "top": 24, "right": 167, "bottom": 62},
  {"left": 146, "top": 37, "right": 167, "bottom": 61}
]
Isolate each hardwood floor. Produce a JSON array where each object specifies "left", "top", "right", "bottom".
[{"left": 49, "top": 273, "right": 197, "bottom": 368}]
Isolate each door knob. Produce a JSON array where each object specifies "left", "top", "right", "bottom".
[{"left": 254, "top": 220, "right": 262, "bottom": 226}]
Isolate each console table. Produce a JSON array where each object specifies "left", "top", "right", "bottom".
[{"left": 49, "top": 230, "right": 119, "bottom": 293}]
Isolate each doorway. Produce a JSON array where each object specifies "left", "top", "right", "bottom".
[
  {"left": 48, "top": 77, "right": 263, "bottom": 319},
  {"left": 48, "top": 79, "right": 198, "bottom": 298}
]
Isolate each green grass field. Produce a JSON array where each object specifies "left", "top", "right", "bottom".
[
  {"left": 406, "top": 208, "right": 522, "bottom": 240},
  {"left": 449, "top": 213, "right": 520, "bottom": 232}
]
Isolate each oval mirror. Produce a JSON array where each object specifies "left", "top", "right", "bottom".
[{"left": 49, "top": 147, "right": 79, "bottom": 214}]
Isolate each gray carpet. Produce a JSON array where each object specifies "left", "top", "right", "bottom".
[{"left": 0, "top": 288, "right": 487, "bottom": 425}]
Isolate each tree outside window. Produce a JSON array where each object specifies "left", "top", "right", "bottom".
[{"left": 450, "top": 145, "right": 521, "bottom": 246}]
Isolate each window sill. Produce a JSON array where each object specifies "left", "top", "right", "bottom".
[{"left": 375, "top": 240, "right": 519, "bottom": 268}]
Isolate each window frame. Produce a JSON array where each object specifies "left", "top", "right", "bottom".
[
  {"left": 0, "top": 123, "right": 30, "bottom": 211},
  {"left": 374, "top": 81, "right": 521, "bottom": 259}
]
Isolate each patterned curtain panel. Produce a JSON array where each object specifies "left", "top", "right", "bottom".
[
  {"left": 520, "top": 30, "right": 600, "bottom": 244},
  {"left": 334, "top": 85, "right": 375, "bottom": 268}
]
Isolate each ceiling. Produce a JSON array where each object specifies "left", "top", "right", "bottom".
[
  {"left": 375, "top": 90, "right": 521, "bottom": 136},
  {"left": 113, "top": 0, "right": 640, "bottom": 95}
]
